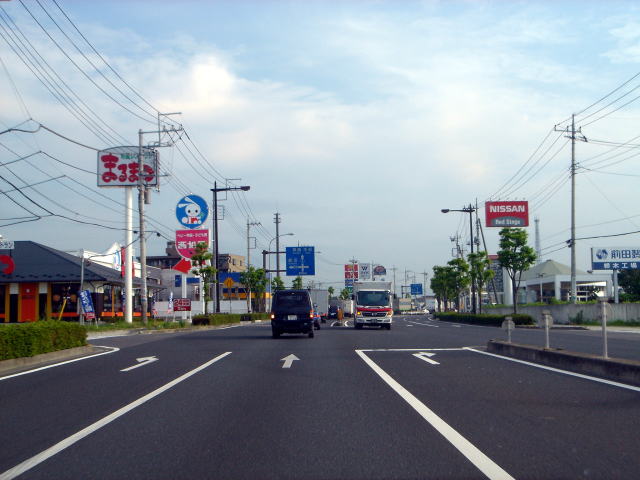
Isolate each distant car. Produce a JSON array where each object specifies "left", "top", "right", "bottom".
[
  {"left": 328, "top": 305, "right": 339, "bottom": 319},
  {"left": 270, "top": 289, "right": 315, "bottom": 338}
]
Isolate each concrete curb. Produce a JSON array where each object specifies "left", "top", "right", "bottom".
[
  {"left": 487, "top": 340, "right": 640, "bottom": 387},
  {"left": 87, "top": 320, "right": 268, "bottom": 340},
  {"left": 0, "top": 345, "right": 108, "bottom": 376}
]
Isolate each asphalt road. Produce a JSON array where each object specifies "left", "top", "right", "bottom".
[{"left": 1, "top": 316, "right": 639, "bottom": 480}]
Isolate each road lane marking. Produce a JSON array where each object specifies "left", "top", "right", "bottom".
[
  {"left": 359, "top": 348, "right": 463, "bottom": 352},
  {"left": 0, "top": 351, "right": 232, "bottom": 480},
  {"left": 413, "top": 352, "right": 440, "bottom": 365},
  {"left": 356, "top": 349, "right": 515, "bottom": 480},
  {"left": 407, "top": 320, "right": 438, "bottom": 327},
  {"left": 281, "top": 354, "right": 299, "bottom": 369},
  {"left": 466, "top": 347, "right": 640, "bottom": 393},
  {"left": 0, "top": 347, "right": 120, "bottom": 382},
  {"left": 120, "top": 356, "right": 158, "bottom": 372}
]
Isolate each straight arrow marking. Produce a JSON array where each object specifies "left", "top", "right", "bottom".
[
  {"left": 413, "top": 352, "right": 440, "bottom": 365},
  {"left": 281, "top": 354, "right": 299, "bottom": 369},
  {"left": 120, "top": 356, "right": 158, "bottom": 372}
]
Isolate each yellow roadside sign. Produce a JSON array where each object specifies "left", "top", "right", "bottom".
[{"left": 223, "top": 277, "right": 235, "bottom": 289}]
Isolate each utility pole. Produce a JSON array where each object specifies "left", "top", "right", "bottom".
[
  {"left": 246, "top": 219, "right": 260, "bottom": 313},
  {"left": 477, "top": 215, "right": 500, "bottom": 305},
  {"left": 422, "top": 271, "right": 428, "bottom": 307},
  {"left": 274, "top": 212, "right": 281, "bottom": 279},
  {"left": 391, "top": 265, "right": 397, "bottom": 298},
  {"left": 211, "top": 182, "right": 251, "bottom": 313},
  {"left": 555, "top": 114, "right": 586, "bottom": 304},
  {"left": 137, "top": 117, "right": 183, "bottom": 324}
]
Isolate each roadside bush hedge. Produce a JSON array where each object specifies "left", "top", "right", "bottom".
[
  {"left": 0, "top": 321, "right": 87, "bottom": 361},
  {"left": 434, "top": 312, "right": 534, "bottom": 327},
  {"left": 192, "top": 312, "right": 270, "bottom": 326}
]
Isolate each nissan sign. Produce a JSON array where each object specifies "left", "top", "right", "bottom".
[{"left": 485, "top": 201, "right": 529, "bottom": 227}]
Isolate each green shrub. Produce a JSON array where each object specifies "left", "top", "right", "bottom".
[
  {"left": 434, "top": 312, "right": 534, "bottom": 326},
  {"left": 0, "top": 321, "right": 87, "bottom": 360}
]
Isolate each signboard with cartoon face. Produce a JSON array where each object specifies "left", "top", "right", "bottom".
[{"left": 175, "top": 195, "right": 209, "bottom": 229}]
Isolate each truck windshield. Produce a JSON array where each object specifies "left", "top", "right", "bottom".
[{"left": 356, "top": 291, "right": 390, "bottom": 307}]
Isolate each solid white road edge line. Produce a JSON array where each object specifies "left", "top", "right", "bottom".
[
  {"left": 360, "top": 348, "right": 463, "bottom": 352},
  {"left": 0, "top": 351, "right": 232, "bottom": 480},
  {"left": 0, "top": 347, "right": 120, "bottom": 382},
  {"left": 355, "top": 350, "right": 515, "bottom": 480},
  {"left": 465, "top": 347, "right": 640, "bottom": 393}
]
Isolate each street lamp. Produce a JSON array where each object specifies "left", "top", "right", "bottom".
[
  {"left": 268, "top": 233, "right": 294, "bottom": 291},
  {"left": 441, "top": 204, "right": 477, "bottom": 314},
  {"left": 211, "top": 182, "right": 250, "bottom": 313}
]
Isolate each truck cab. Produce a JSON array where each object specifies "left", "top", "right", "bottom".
[{"left": 353, "top": 281, "right": 393, "bottom": 330}]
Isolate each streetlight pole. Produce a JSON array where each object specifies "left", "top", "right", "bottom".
[
  {"left": 441, "top": 205, "right": 477, "bottom": 314},
  {"left": 268, "top": 233, "right": 294, "bottom": 286},
  {"left": 211, "top": 182, "right": 251, "bottom": 313}
]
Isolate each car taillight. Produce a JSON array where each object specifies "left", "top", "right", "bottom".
[
  {"left": 270, "top": 313, "right": 275, "bottom": 320},
  {"left": 310, "top": 311, "right": 314, "bottom": 319}
]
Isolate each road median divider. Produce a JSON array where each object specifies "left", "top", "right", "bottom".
[{"left": 487, "top": 340, "right": 640, "bottom": 387}]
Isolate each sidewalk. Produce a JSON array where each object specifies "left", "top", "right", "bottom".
[{"left": 584, "top": 325, "right": 640, "bottom": 333}]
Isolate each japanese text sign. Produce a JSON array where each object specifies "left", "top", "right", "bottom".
[
  {"left": 173, "top": 298, "right": 191, "bottom": 312},
  {"left": 344, "top": 264, "right": 359, "bottom": 280},
  {"left": 286, "top": 246, "right": 315, "bottom": 276},
  {"left": 175, "top": 230, "right": 209, "bottom": 259},
  {"left": 97, "top": 146, "right": 158, "bottom": 187},
  {"left": 591, "top": 247, "right": 640, "bottom": 270},
  {"left": 79, "top": 290, "right": 96, "bottom": 319}
]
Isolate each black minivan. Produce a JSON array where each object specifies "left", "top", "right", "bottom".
[{"left": 271, "top": 289, "right": 314, "bottom": 338}]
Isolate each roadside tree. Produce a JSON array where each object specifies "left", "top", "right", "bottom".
[
  {"left": 239, "top": 267, "right": 268, "bottom": 312},
  {"left": 467, "top": 251, "right": 495, "bottom": 314},
  {"left": 618, "top": 269, "right": 640, "bottom": 301},
  {"left": 497, "top": 228, "right": 537, "bottom": 313},
  {"left": 190, "top": 242, "right": 216, "bottom": 315},
  {"left": 328, "top": 286, "right": 335, "bottom": 298},
  {"left": 339, "top": 288, "right": 351, "bottom": 300},
  {"left": 292, "top": 276, "right": 303, "bottom": 289},
  {"left": 271, "top": 276, "right": 285, "bottom": 292},
  {"left": 447, "top": 257, "right": 470, "bottom": 311}
]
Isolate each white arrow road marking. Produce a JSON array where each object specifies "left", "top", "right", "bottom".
[
  {"left": 281, "top": 354, "right": 299, "bottom": 369},
  {"left": 120, "top": 356, "right": 158, "bottom": 372},
  {"left": 413, "top": 352, "right": 440, "bottom": 365},
  {"left": 356, "top": 350, "right": 514, "bottom": 480},
  {"left": 0, "top": 352, "right": 231, "bottom": 480}
]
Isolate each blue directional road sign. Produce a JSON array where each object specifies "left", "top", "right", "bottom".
[
  {"left": 286, "top": 246, "right": 315, "bottom": 276},
  {"left": 410, "top": 283, "right": 423, "bottom": 295}
]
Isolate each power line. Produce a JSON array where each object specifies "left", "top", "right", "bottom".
[
  {"left": 50, "top": 0, "right": 160, "bottom": 114},
  {"left": 0, "top": 13, "right": 127, "bottom": 146},
  {"left": 35, "top": 0, "right": 157, "bottom": 120},
  {"left": 18, "top": 0, "right": 156, "bottom": 125}
]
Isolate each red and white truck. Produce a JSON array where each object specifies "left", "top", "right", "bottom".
[{"left": 352, "top": 281, "right": 393, "bottom": 330}]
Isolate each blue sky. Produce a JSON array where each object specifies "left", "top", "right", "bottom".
[{"left": 2, "top": 0, "right": 640, "bottom": 290}]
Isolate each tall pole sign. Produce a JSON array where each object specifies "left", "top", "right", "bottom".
[{"left": 97, "top": 146, "right": 159, "bottom": 324}]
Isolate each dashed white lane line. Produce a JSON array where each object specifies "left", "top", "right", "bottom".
[
  {"left": 355, "top": 349, "right": 514, "bottom": 480},
  {"left": 0, "top": 352, "right": 232, "bottom": 480}
]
